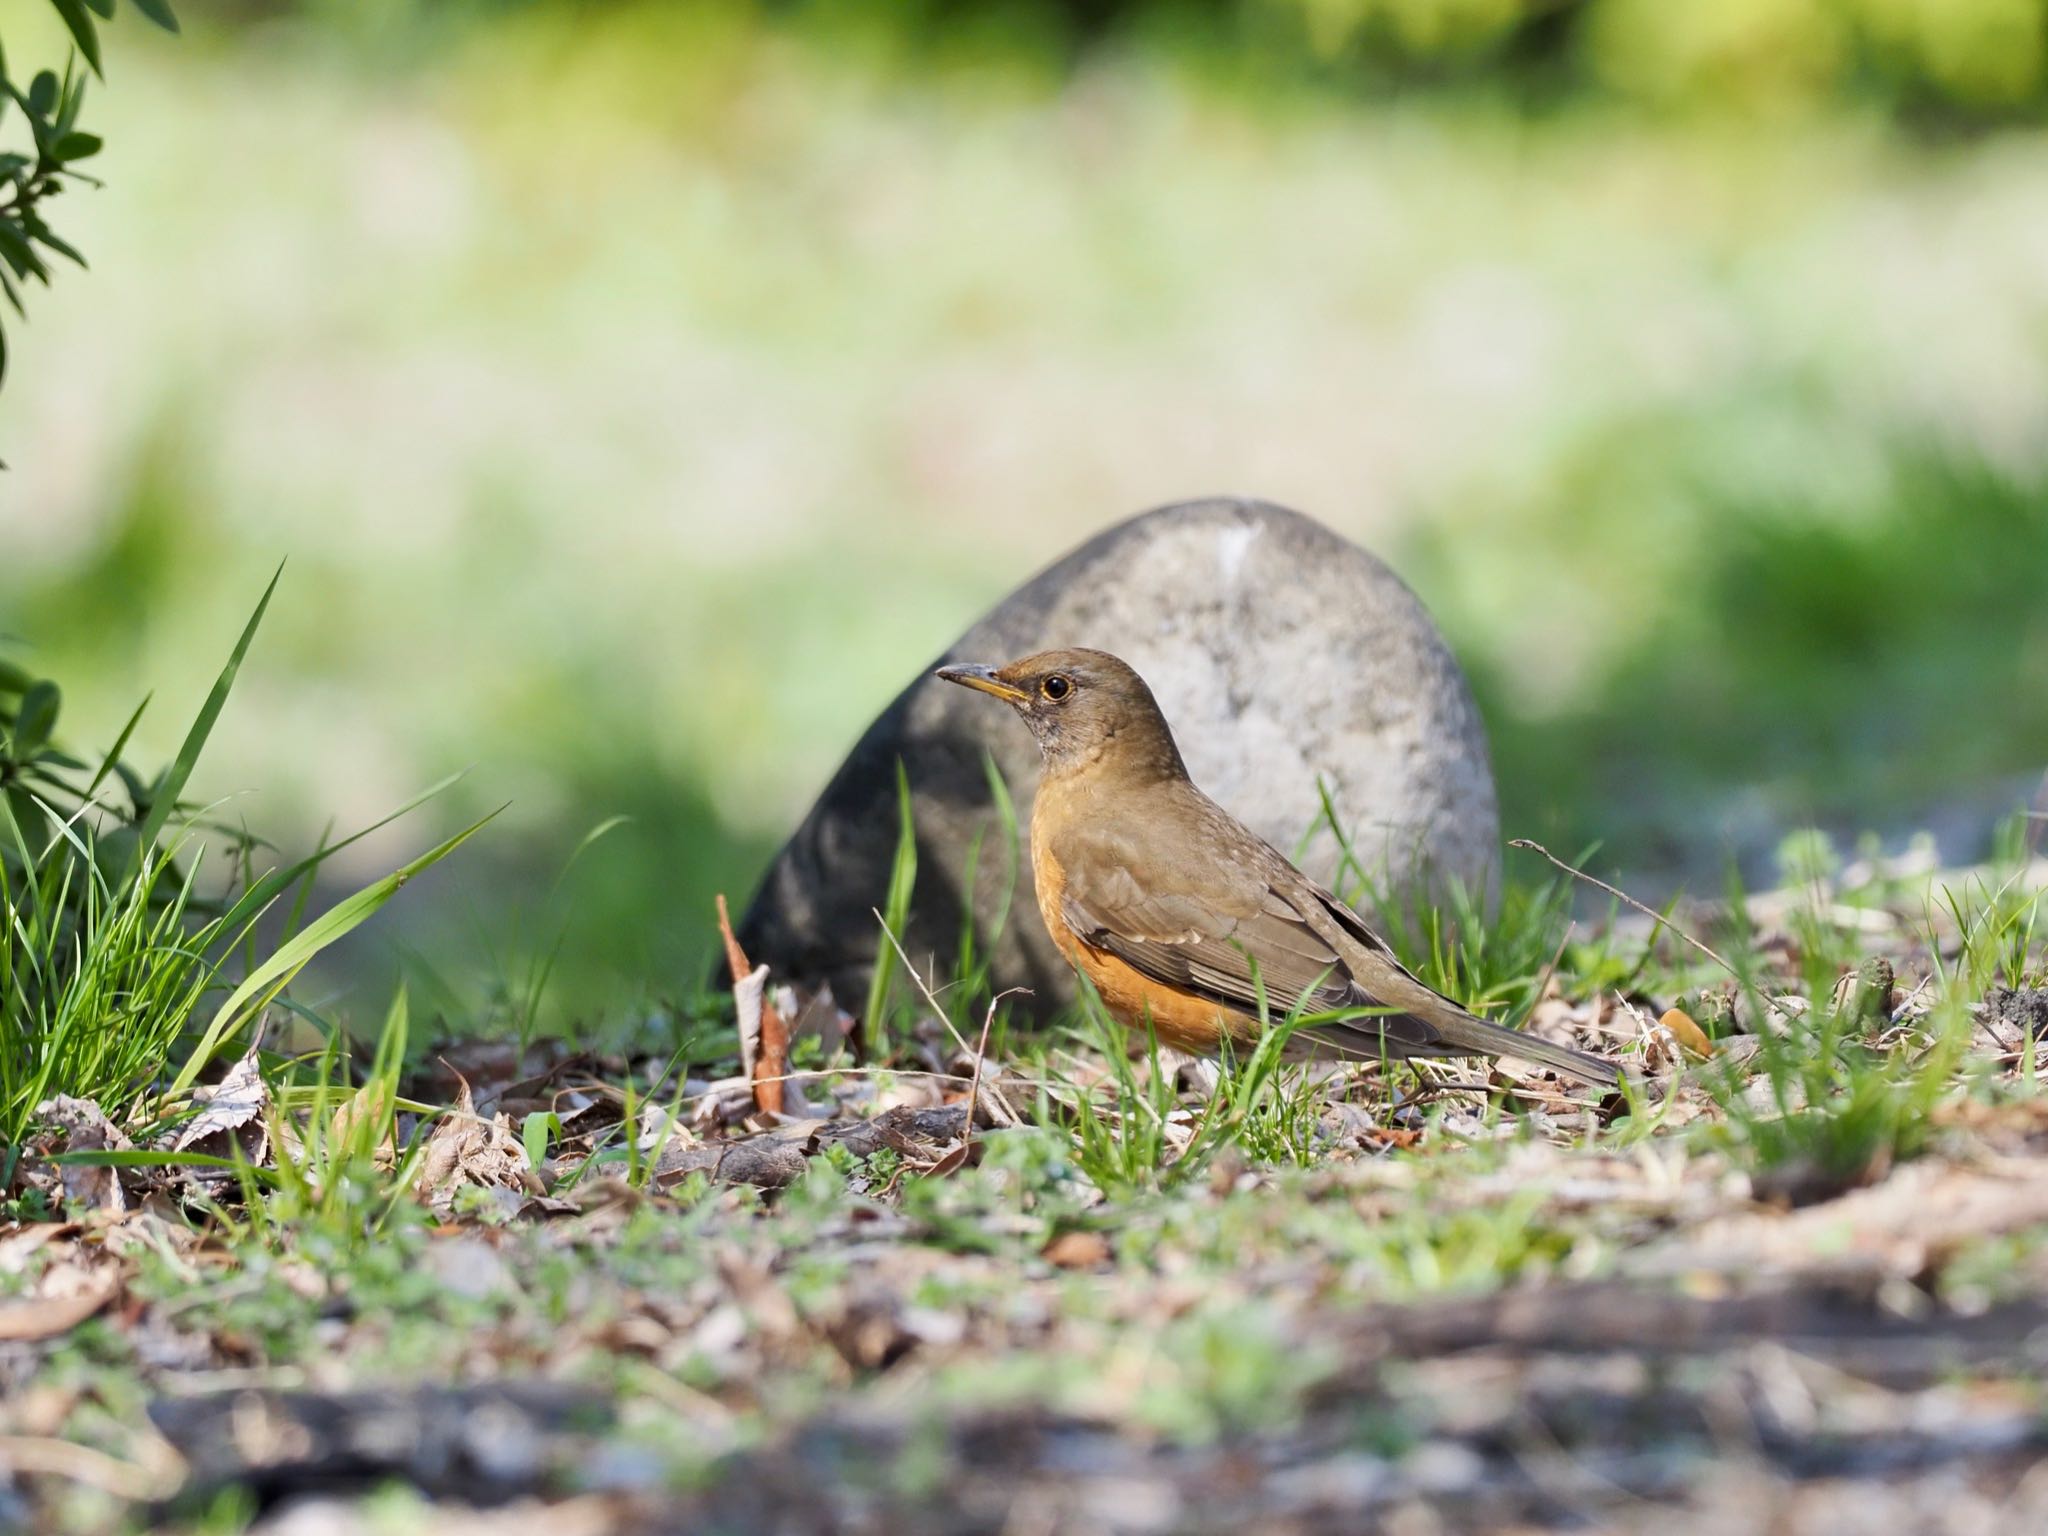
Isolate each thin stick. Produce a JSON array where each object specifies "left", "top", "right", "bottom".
[
  {"left": 1510, "top": 839, "right": 1796, "bottom": 1023},
  {"left": 870, "top": 912, "right": 1029, "bottom": 1127},
  {"left": 969, "top": 988, "right": 1028, "bottom": 1131},
  {"left": 870, "top": 908, "right": 975, "bottom": 1058},
  {"left": 1510, "top": 839, "right": 1744, "bottom": 980}
]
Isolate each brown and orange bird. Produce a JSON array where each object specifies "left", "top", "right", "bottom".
[{"left": 936, "top": 647, "right": 1619, "bottom": 1088}]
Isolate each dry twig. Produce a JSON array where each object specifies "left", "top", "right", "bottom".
[
  {"left": 1511, "top": 838, "right": 1797, "bottom": 1020},
  {"left": 716, "top": 893, "right": 789, "bottom": 1116},
  {"left": 872, "top": 913, "right": 1025, "bottom": 1128}
]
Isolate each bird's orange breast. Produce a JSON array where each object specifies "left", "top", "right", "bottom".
[{"left": 1030, "top": 809, "right": 1249, "bottom": 1056}]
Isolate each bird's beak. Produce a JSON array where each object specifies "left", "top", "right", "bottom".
[{"left": 935, "top": 662, "right": 1030, "bottom": 704}]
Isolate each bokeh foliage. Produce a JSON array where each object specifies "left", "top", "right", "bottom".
[
  {"left": 144, "top": 0, "right": 2048, "bottom": 116},
  {"left": 0, "top": 0, "right": 175, "bottom": 386},
  {"left": 415, "top": 0, "right": 2048, "bottom": 113}
]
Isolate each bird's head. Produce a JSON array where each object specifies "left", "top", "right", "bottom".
[{"left": 935, "top": 646, "right": 1187, "bottom": 780}]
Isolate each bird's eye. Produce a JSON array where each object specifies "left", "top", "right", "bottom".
[{"left": 1041, "top": 674, "right": 1073, "bottom": 702}]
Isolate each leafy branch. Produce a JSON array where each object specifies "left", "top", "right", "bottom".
[{"left": 0, "top": 0, "right": 177, "bottom": 387}]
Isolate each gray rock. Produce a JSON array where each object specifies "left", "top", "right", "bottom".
[{"left": 738, "top": 497, "right": 1499, "bottom": 1020}]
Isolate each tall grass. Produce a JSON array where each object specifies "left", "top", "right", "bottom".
[
  {"left": 1, "top": 576, "right": 492, "bottom": 1164},
  {"left": 0, "top": 827, "right": 220, "bottom": 1155},
  {"left": 1695, "top": 820, "right": 2044, "bottom": 1199},
  {"left": 235, "top": 989, "right": 438, "bottom": 1246}
]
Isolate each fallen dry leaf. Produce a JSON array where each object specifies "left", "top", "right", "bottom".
[
  {"left": 717, "top": 892, "right": 790, "bottom": 1117},
  {"left": 0, "top": 1224, "right": 79, "bottom": 1276},
  {"left": 1042, "top": 1230, "right": 1112, "bottom": 1270},
  {"left": 0, "top": 1434, "right": 170, "bottom": 1501},
  {"left": 324, "top": 1078, "right": 396, "bottom": 1163},
  {"left": 417, "top": 1077, "right": 536, "bottom": 1214},
  {"left": 1657, "top": 1007, "right": 1716, "bottom": 1059},
  {"left": 156, "top": 1046, "right": 274, "bottom": 1197},
  {"left": 31, "top": 1096, "right": 133, "bottom": 1215},
  {"left": 0, "top": 1275, "right": 119, "bottom": 1342}
]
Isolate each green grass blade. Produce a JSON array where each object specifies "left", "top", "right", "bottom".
[
  {"left": 168, "top": 805, "right": 503, "bottom": 1097},
  {"left": 211, "top": 769, "right": 468, "bottom": 939},
  {"left": 124, "top": 565, "right": 281, "bottom": 886},
  {"left": 84, "top": 691, "right": 150, "bottom": 801},
  {"left": 49, "top": 1147, "right": 256, "bottom": 1172},
  {"left": 863, "top": 759, "right": 917, "bottom": 1059},
  {"left": 980, "top": 749, "right": 1018, "bottom": 946},
  {"left": 548, "top": 813, "right": 631, "bottom": 901}
]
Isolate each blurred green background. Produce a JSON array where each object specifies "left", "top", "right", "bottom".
[{"left": 3, "top": 0, "right": 2047, "bottom": 1029}]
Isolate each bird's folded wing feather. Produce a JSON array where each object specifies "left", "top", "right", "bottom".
[
  {"left": 1049, "top": 807, "right": 1620, "bottom": 1084},
  {"left": 1051, "top": 818, "right": 1435, "bottom": 1040}
]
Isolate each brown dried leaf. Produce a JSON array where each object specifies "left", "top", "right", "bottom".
[
  {"left": 0, "top": 1273, "right": 119, "bottom": 1342},
  {"left": 1043, "top": 1230, "right": 1113, "bottom": 1269},
  {"left": 325, "top": 1078, "right": 395, "bottom": 1161},
  {"left": 713, "top": 892, "right": 791, "bottom": 1117},
  {"left": 416, "top": 1078, "right": 535, "bottom": 1214},
  {"left": 1658, "top": 1007, "right": 1716, "bottom": 1060},
  {"left": 755, "top": 1001, "right": 790, "bottom": 1118},
  {"left": 173, "top": 1047, "right": 268, "bottom": 1151},
  {"left": 164, "top": 1047, "right": 272, "bottom": 1190},
  {"left": 31, "top": 1096, "right": 133, "bottom": 1214}
]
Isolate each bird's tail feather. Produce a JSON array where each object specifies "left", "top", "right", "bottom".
[
  {"left": 1426, "top": 1010, "right": 1621, "bottom": 1088},
  {"left": 1299, "top": 1007, "right": 1621, "bottom": 1088}
]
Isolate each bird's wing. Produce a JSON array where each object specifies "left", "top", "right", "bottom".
[
  {"left": 1050, "top": 807, "right": 1429, "bottom": 1033},
  {"left": 1051, "top": 801, "right": 1621, "bottom": 1086}
]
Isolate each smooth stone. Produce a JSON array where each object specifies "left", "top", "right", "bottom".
[{"left": 738, "top": 497, "right": 1500, "bottom": 1020}]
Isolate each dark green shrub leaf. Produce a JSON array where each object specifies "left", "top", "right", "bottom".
[
  {"left": 130, "top": 0, "right": 179, "bottom": 32},
  {"left": 26, "top": 220, "right": 86, "bottom": 269},
  {"left": 54, "top": 132, "right": 102, "bottom": 161},
  {"left": 0, "top": 223, "right": 52, "bottom": 282},
  {"left": 55, "top": 75, "right": 89, "bottom": 136},
  {"left": 12, "top": 680, "right": 60, "bottom": 757},
  {"left": 47, "top": 0, "right": 104, "bottom": 75},
  {"left": 28, "top": 71, "right": 59, "bottom": 118}
]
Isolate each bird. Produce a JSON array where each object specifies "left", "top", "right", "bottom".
[{"left": 934, "top": 647, "right": 1620, "bottom": 1089}]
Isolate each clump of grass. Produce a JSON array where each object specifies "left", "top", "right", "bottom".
[
  {"left": 1, "top": 826, "right": 219, "bottom": 1159},
  {"left": 1, "top": 573, "right": 282, "bottom": 1156},
  {"left": 1043, "top": 965, "right": 1342, "bottom": 1193},
  {"left": 1048, "top": 983, "right": 1206, "bottom": 1196},
  {"left": 1369, "top": 1189, "right": 1574, "bottom": 1297},
  {"left": 1707, "top": 995, "right": 1974, "bottom": 1204},
  {"left": 1933, "top": 816, "right": 2045, "bottom": 1000},
  {"left": 227, "top": 989, "right": 437, "bottom": 1248},
  {"left": 2, "top": 573, "right": 493, "bottom": 1170},
  {"left": 1692, "top": 829, "right": 2045, "bottom": 1200}
]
